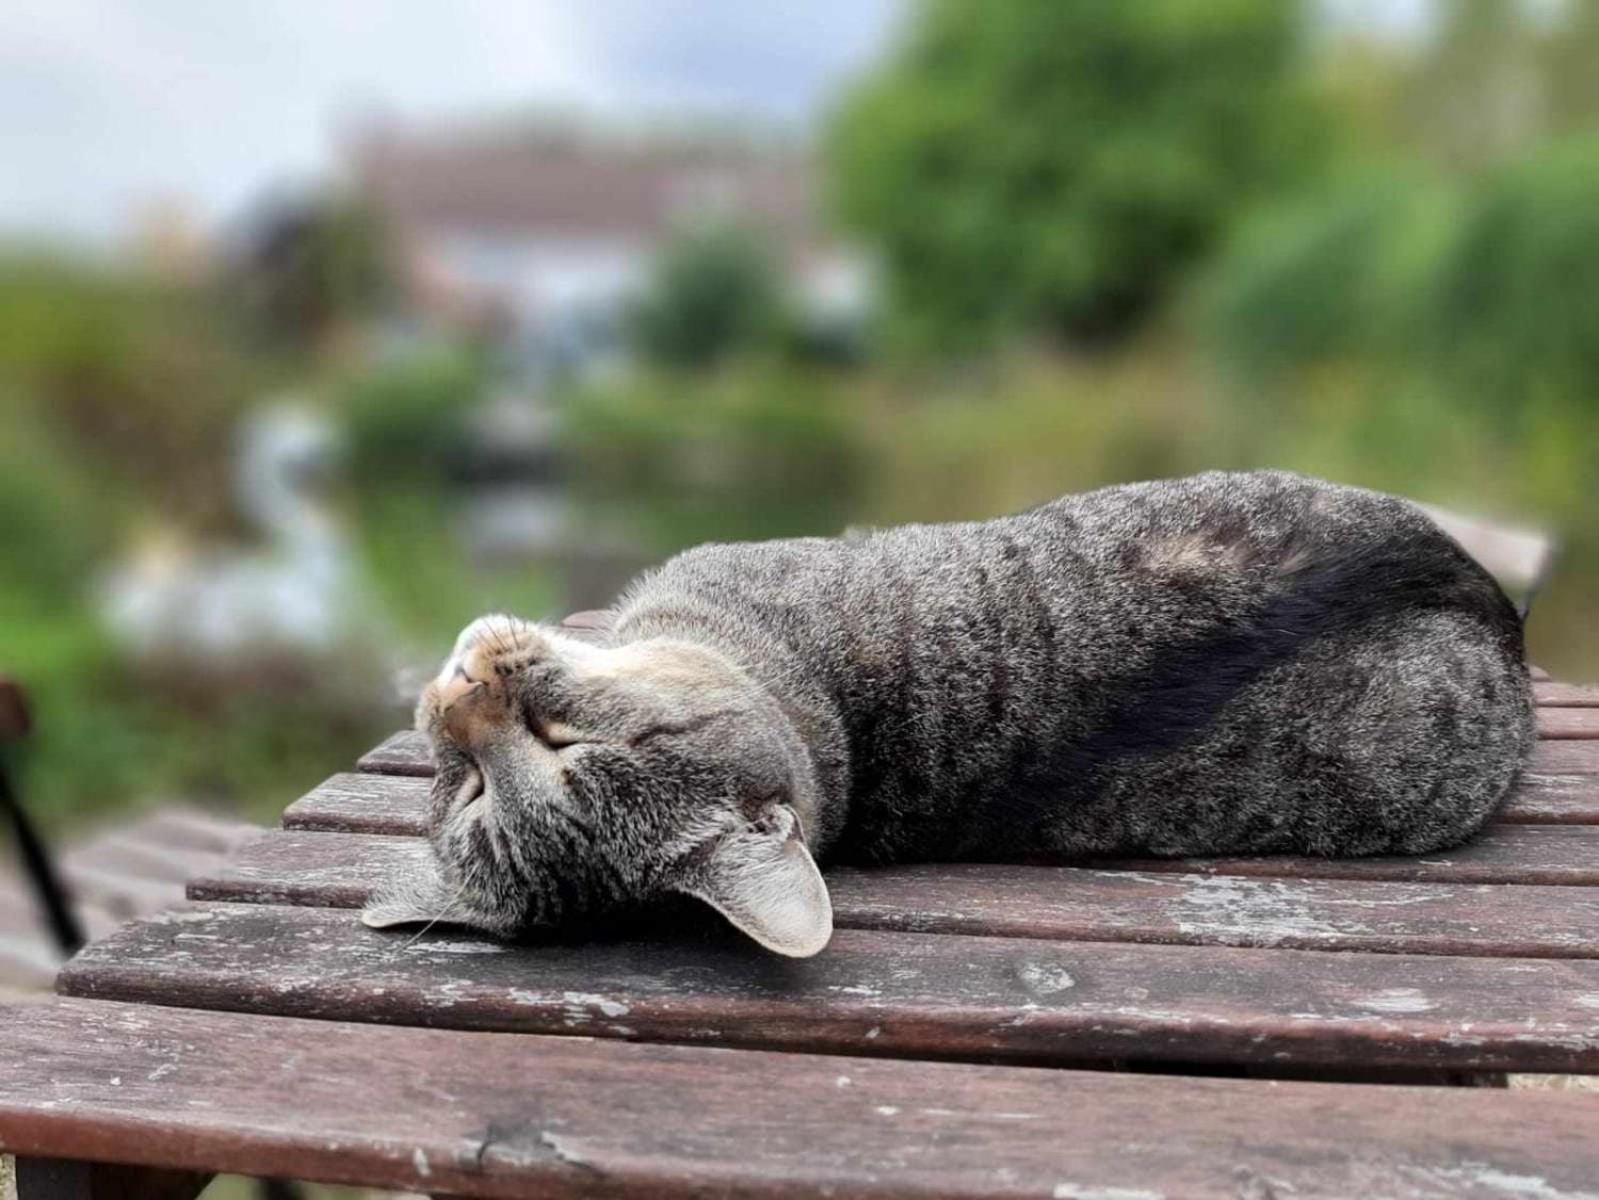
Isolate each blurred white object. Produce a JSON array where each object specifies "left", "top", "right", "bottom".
[{"left": 100, "top": 402, "right": 355, "bottom": 664}]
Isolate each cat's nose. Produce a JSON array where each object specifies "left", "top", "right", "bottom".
[{"left": 436, "top": 663, "right": 486, "bottom": 713}]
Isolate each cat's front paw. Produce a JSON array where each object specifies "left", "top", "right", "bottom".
[{"left": 418, "top": 615, "right": 544, "bottom": 733}]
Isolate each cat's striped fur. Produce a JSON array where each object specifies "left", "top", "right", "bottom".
[{"left": 365, "top": 470, "right": 1533, "bottom": 956}]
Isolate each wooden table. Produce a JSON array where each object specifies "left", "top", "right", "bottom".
[{"left": 4, "top": 676, "right": 1599, "bottom": 1197}]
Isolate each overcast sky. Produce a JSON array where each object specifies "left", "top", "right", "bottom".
[
  {"left": 0, "top": 0, "right": 1441, "bottom": 245},
  {"left": 0, "top": 0, "right": 903, "bottom": 242}
]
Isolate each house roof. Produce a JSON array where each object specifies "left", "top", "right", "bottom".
[{"left": 350, "top": 122, "right": 819, "bottom": 245}]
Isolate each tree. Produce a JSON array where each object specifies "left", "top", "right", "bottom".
[
  {"left": 826, "top": 0, "right": 1325, "bottom": 350},
  {"left": 627, "top": 223, "right": 785, "bottom": 370},
  {"left": 232, "top": 192, "right": 391, "bottom": 355}
]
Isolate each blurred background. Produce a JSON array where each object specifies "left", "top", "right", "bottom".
[{"left": 2, "top": 0, "right": 1596, "bottom": 849}]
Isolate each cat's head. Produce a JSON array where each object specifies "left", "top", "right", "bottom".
[{"left": 361, "top": 614, "right": 832, "bottom": 956}]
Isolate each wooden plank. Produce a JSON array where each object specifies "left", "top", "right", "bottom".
[
  {"left": 1534, "top": 740, "right": 1599, "bottom": 774},
  {"left": 351, "top": 727, "right": 1599, "bottom": 783},
  {"left": 1537, "top": 682, "right": 1599, "bottom": 707},
  {"left": 354, "top": 730, "right": 431, "bottom": 777},
  {"left": 1500, "top": 773, "right": 1599, "bottom": 825},
  {"left": 7, "top": 998, "right": 1599, "bottom": 1199},
  {"left": 282, "top": 772, "right": 432, "bottom": 835},
  {"left": 1103, "top": 822, "right": 1599, "bottom": 885},
  {"left": 1539, "top": 707, "right": 1599, "bottom": 739},
  {"left": 56, "top": 901, "right": 1599, "bottom": 1074},
  {"left": 323, "top": 759, "right": 1599, "bottom": 840},
  {"left": 188, "top": 830, "right": 1599, "bottom": 958},
  {"left": 281, "top": 772, "right": 1599, "bottom": 876},
  {"left": 124, "top": 809, "right": 260, "bottom": 855}
]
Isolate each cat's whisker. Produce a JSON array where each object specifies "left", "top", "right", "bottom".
[{"left": 385, "top": 877, "right": 470, "bottom": 959}]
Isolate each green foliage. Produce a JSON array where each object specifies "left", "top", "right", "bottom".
[
  {"left": 234, "top": 193, "right": 392, "bottom": 351},
  {"left": 562, "top": 364, "right": 865, "bottom": 549},
  {"left": 1429, "top": 135, "right": 1599, "bottom": 419},
  {"left": 826, "top": 0, "right": 1327, "bottom": 350},
  {"left": 1201, "top": 170, "right": 1462, "bottom": 377},
  {"left": 337, "top": 347, "right": 484, "bottom": 488},
  {"left": 0, "top": 426, "right": 111, "bottom": 604},
  {"left": 0, "top": 252, "right": 256, "bottom": 534},
  {"left": 1204, "top": 134, "right": 1599, "bottom": 428},
  {"left": 627, "top": 223, "right": 786, "bottom": 369},
  {"left": 351, "top": 488, "right": 556, "bottom": 647}
]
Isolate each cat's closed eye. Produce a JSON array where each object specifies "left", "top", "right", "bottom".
[{"left": 530, "top": 717, "right": 587, "bottom": 749}]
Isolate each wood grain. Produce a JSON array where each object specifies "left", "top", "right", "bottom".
[
  {"left": 280, "top": 773, "right": 1599, "bottom": 876},
  {"left": 1101, "top": 821, "right": 1599, "bottom": 884},
  {"left": 1533, "top": 740, "right": 1599, "bottom": 774},
  {"left": 1497, "top": 773, "right": 1599, "bottom": 824},
  {"left": 1538, "top": 706, "right": 1599, "bottom": 739},
  {"left": 57, "top": 901, "right": 1599, "bottom": 1074},
  {"left": 189, "top": 830, "right": 1599, "bottom": 958},
  {"left": 354, "top": 730, "right": 430, "bottom": 777},
  {"left": 352, "top": 723, "right": 1599, "bottom": 782},
  {"left": 7, "top": 998, "right": 1599, "bottom": 1198},
  {"left": 1536, "top": 682, "right": 1599, "bottom": 708},
  {"left": 323, "top": 758, "right": 1599, "bottom": 835},
  {"left": 282, "top": 773, "right": 433, "bottom": 836}
]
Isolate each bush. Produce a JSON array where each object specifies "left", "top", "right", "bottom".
[
  {"left": 338, "top": 347, "right": 484, "bottom": 488},
  {"left": 627, "top": 224, "right": 787, "bottom": 370},
  {"left": 1203, "top": 135, "right": 1599, "bottom": 432},
  {"left": 1429, "top": 135, "right": 1599, "bottom": 419},
  {"left": 0, "top": 253, "right": 256, "bottom": 535},
  {"left": 1200, "top": 171, "right": 1462, "bottom": 377},
  {"left": 562, "top": 364, "right": 865, "bottom": 549},
  {"left": 826, "top": 0, "right": 1327, "bottom": 350}
]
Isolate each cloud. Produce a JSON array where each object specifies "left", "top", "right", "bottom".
[{"left": 0, "top": 0, "right": 900, "bottom": 240}]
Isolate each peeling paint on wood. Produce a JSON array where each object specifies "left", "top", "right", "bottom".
[
  {"left": 57, "top": 901, "right": 1599, "bottom": 1073},
  {"left": 9, "top": 998, "right": 1599, "bottom": 1199},
  {"left": 188, "top": 832, "right": 1599, "bottom": 960}
]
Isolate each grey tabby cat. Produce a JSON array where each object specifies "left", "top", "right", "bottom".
[{"left": 364, "top": 469, "right": 1534, "bottom": 956}]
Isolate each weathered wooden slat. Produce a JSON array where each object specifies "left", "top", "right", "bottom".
[
  {"left": 282, "top": 772, "right": 433, "bottom": 835},
  {"left": 1539, "top": 706, "right": 1599, "bottom": 739},
  {"left": 352, "top": 727, "right": 1599, "bottom": 784},
  {"left": 317, "top": 759, "right": 1599, "bottom": 839},
  {"left": 1533, "top": 740, "right": 1599, "bottom": 773},
  {"left": 8, "top": 998, "right": 1599, "bottom": 1199},
  {"left": 1103, "top": 822, "right": 1599, "bottom": 885},
  {"left": 188, "top": 830, "right": 1599, "bottom": 958},
  {"left": 57, "top": 901, "right": 1599, "bottom": 1074},
  {"left": 1499, "top": 773, "right": 1599, "bottom": 824},
  {"left": 280, "top": 772, "right": 1599, "bottom": 877},
  {"left": 354, "top": 730, "right": 431, "bottom": 776},
  {"left": 1536, "top": 682, "right": 1599, "bottom": 708}
]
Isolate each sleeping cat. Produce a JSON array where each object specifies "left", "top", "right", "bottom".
[{"left": 363, "top": 469, "right": 1534, "bottom": 957}]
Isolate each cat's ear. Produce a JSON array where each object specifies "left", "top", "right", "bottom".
[
  {"left": 675, "top": 806, "right": 832, "bottom": 958},
  {"left": 361, "top": 862, "right": 514, "bottom": 937}
]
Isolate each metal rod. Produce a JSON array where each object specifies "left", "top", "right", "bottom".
[{"left": 0, "top": 759, "right": 86, "bottom": 957}]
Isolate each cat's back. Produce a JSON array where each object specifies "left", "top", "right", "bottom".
[{"left": 619, "top": 470, "right": 1532, "bottom": 863}]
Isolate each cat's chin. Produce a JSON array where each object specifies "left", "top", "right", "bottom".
[{"left": 360, "top": 868, "right": 516, "bottom": 939}]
